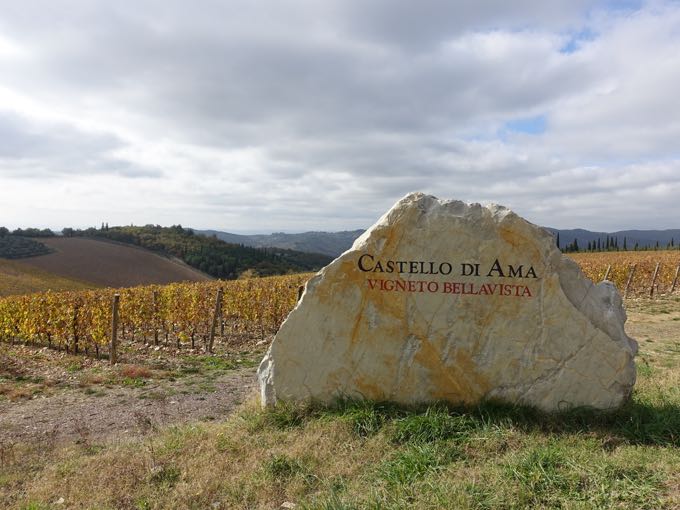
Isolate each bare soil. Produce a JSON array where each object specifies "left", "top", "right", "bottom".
[
  {"left": 625, "top": 297, "right": 680, "bottom": 367},
  {"left": 18, "top": 237, "right": 211, "bottom": 288},
  {"left": 0, "top": 341, "right": 263, "bottom": 445}
]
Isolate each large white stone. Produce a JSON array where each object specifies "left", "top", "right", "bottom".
[{"left": 258, "top": 193, "right": 637, "bottom": 411}]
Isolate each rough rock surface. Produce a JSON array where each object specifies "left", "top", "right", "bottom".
[{"left": 258, "top": 193, "right": 637, "bottom": 411}]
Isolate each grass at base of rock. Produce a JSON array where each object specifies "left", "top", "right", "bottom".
[{"left": 2, "top": 389, "right": 678, "bottom": 510}]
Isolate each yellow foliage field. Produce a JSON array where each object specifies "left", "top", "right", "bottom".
[
  {"left": 568, "top": 250, "right": 680, "bottom": 297},
  {"left": 2, "top": 249, "right": 680, "bottom": 359}
]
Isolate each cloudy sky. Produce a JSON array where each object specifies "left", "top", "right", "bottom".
[{"left": 1, "top": 0, "right": 679, "bottom": 233}]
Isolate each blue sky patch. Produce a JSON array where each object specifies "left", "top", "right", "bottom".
[
  {"left": 560, "top": 27, "right": 597, "bottom": 54},
  {"left": 503, "top": 115, "right": 547, "bottom": 135}
]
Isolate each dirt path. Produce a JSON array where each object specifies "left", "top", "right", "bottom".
[
  {"left": 0, "top": 368, "right": 257, "bottom": 444},
  {"left": 0, "top": 368, "right": 256, "bottom": 442},
  {"left": 0, "top": 340, "right": 263, "bottom": 445}
]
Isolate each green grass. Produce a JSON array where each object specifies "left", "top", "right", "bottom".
[
  {"left": 122, "top": 376, "right": 147, "bottom": 388},
  {"left": 176, "top": 354, "right": 260, "bottom": 378},
  {"left": 2, "top": 392, "right": 678, "bottom": 509}
]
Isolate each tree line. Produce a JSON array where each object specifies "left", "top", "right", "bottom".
[
  {"left": 0, "top": 227, "right": 55, "bottom": 237},
  {"left": 557, "top": 232, "right": 677, "bottom": 253}
]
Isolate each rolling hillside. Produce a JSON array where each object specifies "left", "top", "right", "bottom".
[
  {"left": 75, "top": 225, "right": 332, "bottom": 278},
  {"left": 17, "top": 237, "right": 212, "bottom": 288},
  {"left": 0, "top": 236, "right": 52, "bottom": 259},
  {"left": 0, "top": 259, "right": 93, "bottom": 297}
]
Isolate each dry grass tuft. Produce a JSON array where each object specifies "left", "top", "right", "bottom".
[
  {"left": 0, "top": 382, "right": 46, "bottom": 401},
  {"left": 77, "top": 373, "right": 105, "bottom": 387},
  {"left": 118, "top": 364, "right": 154, "bottom": 379}
]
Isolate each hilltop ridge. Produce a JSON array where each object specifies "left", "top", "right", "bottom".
[{"left": 199, "top": 227, "right": 680, "bottom": 258}]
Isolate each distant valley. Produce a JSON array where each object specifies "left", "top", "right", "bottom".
[
  {"left": 200, "top": 227, "right": 680, "bottom": 258},
  {"left": 199, "top": 229, "right": 365, "bottom": 258}
]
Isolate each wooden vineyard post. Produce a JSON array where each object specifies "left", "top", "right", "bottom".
[
  {"left": 72, "top": 303, "right": 79, "bottom": 355},
  {"left": 624, "top": 264, "right": 637, "bottom": 299},
  {"left": 650, "top": 262, "right": 660, "bottom": 298},
  {"left": 208, "top": 288, "right": 223, "bottom": 353},
  {"left": 152, "top": 290, "right": 159, "bottom": 346},
  {"left": 602, "top": 265, "right": 611, "bottom": 282},
  {"left": 110, "top": 294, "right": 120, "bottom": 365},
  {"left": 671, "top": 265, "right": 680, "bottom": 294}
]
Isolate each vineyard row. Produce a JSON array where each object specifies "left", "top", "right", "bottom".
[
  {"left": 1, "top": 256, "right": 679, "bottom": 361},
  {"left": 0, "top": 274, "right": 310, "bottom": 359}
]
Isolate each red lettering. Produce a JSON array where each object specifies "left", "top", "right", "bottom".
[
  {"left": 368, "top": 279, "right": 532, "bottom": 298},
  {"left": 463, "top": 283, "right": 479, "bottom": 295}
]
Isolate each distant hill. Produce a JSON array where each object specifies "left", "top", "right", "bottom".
[
  {"left": 73, "top": 225, "right": 332, "bottom": 279},
  {"left": 198, "top": 229, "right": 365, "bottom": 258},
  {"left": 19, "top": 237, "right": 212, "bottom": 288},
  {"left": 199, "top": 227, "right": 680, "bottom": 257},
  {"left": 0, "top": 235, "right": 52, "bottom": 259},
  {"left": 0, "top": 258, "right": 93, "bottom": 297},
  {"left": 546, "top": 228, "right": 680, "bottom": 251}
]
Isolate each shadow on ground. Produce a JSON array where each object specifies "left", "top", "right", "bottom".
[{"left": 252, "top": 396, "right": 680, "bottom": 448}]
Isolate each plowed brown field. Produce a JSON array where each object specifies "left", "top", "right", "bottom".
[{"left": 16, "top": 237, "right": 211, "bottom": 289}]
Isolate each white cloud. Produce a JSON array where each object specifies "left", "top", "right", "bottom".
[{"left": 0, "top": 0, "right": 678, "bottom": 232}]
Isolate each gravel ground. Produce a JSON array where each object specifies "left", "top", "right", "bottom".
[{"left": 0, "top": 342, "right": 263, "bottom": 445}]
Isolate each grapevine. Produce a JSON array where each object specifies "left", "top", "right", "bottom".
[{"left": 0, "top": 274, "right": 311, "bottom": 358}]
